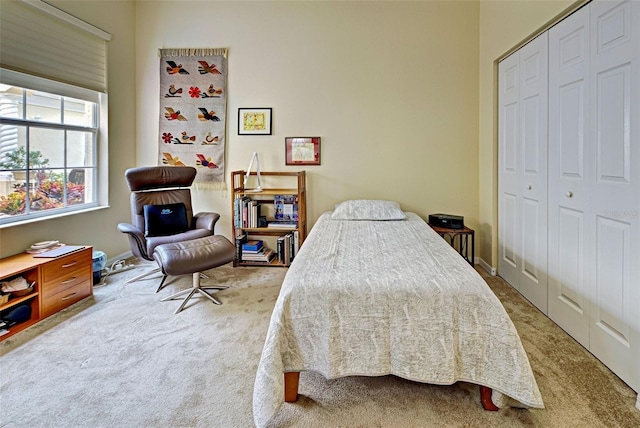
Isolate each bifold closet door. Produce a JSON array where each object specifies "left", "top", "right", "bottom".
[
  {"left": 548, "top": 5, "right": 591, "bottom": 348},
  {"left": 498, "top": 33, "right": 548, "bottom": 314},
  {"left": 550, "top": 0, "right": 639, "bottom": 392},
  {"left": 587, "top": 0, "right": 639, "bottom": 393}
]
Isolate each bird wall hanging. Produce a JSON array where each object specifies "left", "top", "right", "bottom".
[{"left": 158, "top": 48, "right": 228, "bottom": 189}]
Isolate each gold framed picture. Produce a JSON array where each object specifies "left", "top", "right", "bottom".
[{"left": 238, "top": 108, "right": 272, "bottom": 135}]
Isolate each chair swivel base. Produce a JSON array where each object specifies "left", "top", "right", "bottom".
[
  {"left": 157, "top": 272, "right": 208, "bottom": 294},
  {"left": 125, "top": 266, "right": 162, "bottom": 285},
  {"left": 161, "top": 272, "right": 228, "bottom": 314}
]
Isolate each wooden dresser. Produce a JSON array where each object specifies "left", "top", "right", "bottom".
[{"left": 0, "top": 246, "right": 93, "bottom": 340}]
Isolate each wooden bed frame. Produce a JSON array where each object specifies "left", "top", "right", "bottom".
[{"left": 283, "top": 371, "right": 499, "bottom": 411}]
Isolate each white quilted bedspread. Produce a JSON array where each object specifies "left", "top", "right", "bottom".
[{"left": 253, "top": 212, "right": 543, "bottom": 427}]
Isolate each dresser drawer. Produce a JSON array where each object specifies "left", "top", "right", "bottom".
[
  {"left": 42, "top": 248, "right": 93, "bottom": 284},
  {"left": 41, "top": 280, "right": 91, "bottom": 318}
]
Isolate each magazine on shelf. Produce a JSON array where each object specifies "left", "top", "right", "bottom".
[{"left": 274, "top": 195, "right": 298, "bottom": 221}]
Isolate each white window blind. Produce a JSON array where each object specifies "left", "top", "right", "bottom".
[{"left": 0, "top": 0, "right": 111, "bottom": 93}]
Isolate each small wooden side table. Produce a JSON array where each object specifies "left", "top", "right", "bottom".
[{"left": 429, "top": 225, "right": 475, "bottom": 266}]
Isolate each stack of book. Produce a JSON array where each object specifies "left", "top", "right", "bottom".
[
  {"left": 234, "top": 196, "right": 261, "bottom": 228},
  {"left": 240, "top": 239, "right": 274, "bottom": 263}
]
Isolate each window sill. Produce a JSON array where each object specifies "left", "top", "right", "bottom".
[{"left": 0, "top": 205, "right": 109, "bottom": 229}]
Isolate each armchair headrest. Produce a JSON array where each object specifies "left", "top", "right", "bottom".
[{"left": 125, "top": 166, "right": 197, "bottom": 192}]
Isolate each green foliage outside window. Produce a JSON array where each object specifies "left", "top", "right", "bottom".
[
  {"left": 0, "top": 148, "right": 84, "bottom": 216},
  {"left": 0, "top": 146, "right": 50, "bottom": 169}
]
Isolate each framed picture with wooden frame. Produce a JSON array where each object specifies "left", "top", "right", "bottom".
[
  {"left": 238, "top": 108, "right": 272, "bottom": 135},
  {"left": 285, "top": 137, "right": 321, "bottom": 165}
]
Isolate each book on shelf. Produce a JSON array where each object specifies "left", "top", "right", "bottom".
[
  {"left": 242, "top": 239, "right": 263, "bottom": 252},
  {"left": 274, "top": 195, "right": 298, "bottom": 222},
  {"left": 293, "top": 230, "right": 300, "bottom": 256},
  {"left": 267, "top": 221, "right": 297, "bottom": 229},
  {"left": 234, "top": 196, "right": 250, "bottom": 228},
  {"left": 234, "top": 233, "right": 248, "bottom": 262}
]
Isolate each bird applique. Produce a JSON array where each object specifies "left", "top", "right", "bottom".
[
  {"left": 178, "top": 131, "right": 196, "bottom": 144},
  {"left": 164, "top": 84, "right": 183, "bottom": 98},
  {"left": 164, "top": 107, "right": 187, "bottom": 121},
  {"left": 195, "top": 154, "right": 219, "bottom": 168},
  {"left": 166, "top": 61, "right": 190, "bottom": 75},
  {"left": 161, "top": 153, "right": 185, "bottom": 166},
  {"left": 201, "top": 132, "right": 220, "bottom": 145},
  {"left": 201, "top": 84, "right": 223, "bottom": 98},
  {"left": 197, "top": 108, "right": 221, "bottom": 122},
  {"left": 197, "top": 61, "right": 221, "bottom": 75}
]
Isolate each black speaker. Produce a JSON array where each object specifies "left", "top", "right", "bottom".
[{"left": 428, "top": 213, "right": 464, "bottom": 229}]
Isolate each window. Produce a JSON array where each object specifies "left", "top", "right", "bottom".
[
  {"left": 0, "top": 0, "right": 111, "bottom": 227},
  {"left": 0, "top": 70, "right": 107, "bottom": 226}
]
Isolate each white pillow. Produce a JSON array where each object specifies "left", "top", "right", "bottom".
[{"left": 331, "top": 200, "right": 407, "bottom": 221}]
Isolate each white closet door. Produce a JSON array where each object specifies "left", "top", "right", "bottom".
[
  {"left": 498, "top": 52, "right": 521, "bottom": 288},
  {"left": 548, "top": 6, "right": 591, "bottom": 347},
  {"left": 517, "top": 33, "right": 549, "bottom": 313},
  {"left": 499, "top": 34, "right": 549, "bottom": 314},
  {"left": 588, "top": 0, "right": 640, "bottom": 392}
]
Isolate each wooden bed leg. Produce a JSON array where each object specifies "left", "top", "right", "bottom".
[
  {"left": 284, "top": 371, "right": 300, "bottom": 402},
  {"left": 479, "top": 386, "right": 499, "bottom": 411}
]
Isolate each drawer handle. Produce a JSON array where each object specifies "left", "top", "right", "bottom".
[
  {"left": 61, "top": 261, "right": 78, "bottom": 268},
  {"left": 60, "top": 277, "right": 77, "bottom": 285},
  {"left": 61, "top": 292, "right": 78, "bottom": 301}
]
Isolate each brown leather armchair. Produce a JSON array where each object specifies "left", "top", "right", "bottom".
[{"left": 117, "top": 166, "right": 220, "bottom": 291}]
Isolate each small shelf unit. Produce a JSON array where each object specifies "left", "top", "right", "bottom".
[{"left": 231, "top": 170, "right": 307, "bottom": 267}]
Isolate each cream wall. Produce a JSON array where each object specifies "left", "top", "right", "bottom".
[
  {"left": 477, "top": 0, "right": 577, "bottom": 268},
  {"left": 135, "top": 1, "right": 480, "bottom": 244},
  {"left": 1, "top": 0, "right": 578, "bottom": 267},
  {"left": 0, "top": 1, "right": 136, "bottom": 259}
]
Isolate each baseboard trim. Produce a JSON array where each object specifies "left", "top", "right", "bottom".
[
  {"left": 106, "top": 251, "right": 133, "bottom": 266},
  {"left": 478, "top": 258, "right": 496, "bottom": 276}
]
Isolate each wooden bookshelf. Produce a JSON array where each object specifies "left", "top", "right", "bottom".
[{"left": 231, "top": 170, "right": 306, "bottom": 267}]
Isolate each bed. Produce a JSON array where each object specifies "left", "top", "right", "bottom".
[{"left": 253, "top": 200, "right": 544, "bottom": 427}]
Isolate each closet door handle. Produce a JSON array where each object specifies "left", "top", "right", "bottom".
[
  {"left": 527, "top": 185, "right": 532, "bottom": 190},
  {"left": 566, "top": 191, "right": 574, "bottom": 198}
]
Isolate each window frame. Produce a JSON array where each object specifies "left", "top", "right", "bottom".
[{"left": 0, "top": 68, "right": 108, "bottom": 228}]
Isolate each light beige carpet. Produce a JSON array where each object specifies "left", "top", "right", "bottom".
[{"left": 1, "top": 261, "right": 638, "bottom": 427}]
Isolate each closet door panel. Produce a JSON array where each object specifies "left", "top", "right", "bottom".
[
  {"left": 594, "top": 216, "right": 630, "bottom": 346},
  {"left": 548, "top": 5, "right": 591, "bottom": 347},
  {"left": 589, "top": 0, "right": 639, "bottom": 392},
  {"left": 498, "top": 53, "right": 521, "bottom": 287},
  {"left": 595, "top": 64, "right": 631, "bottom": 183},
  {"left": 555, "top": 206, "right": 588, "bottom": 345},
  {"left": 518, "top": 33, "right": 548, "bottom": 313},
  {"left": 501, "top": 193, "right": 518, "bottom": 269}
]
